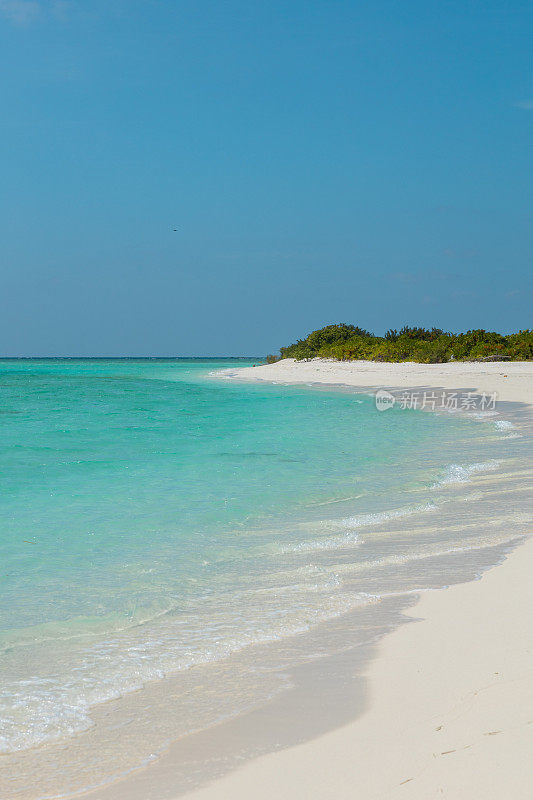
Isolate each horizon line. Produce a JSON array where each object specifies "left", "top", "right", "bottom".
[{"left": 0, "top": 355, "right": 265, "bottom": 360}]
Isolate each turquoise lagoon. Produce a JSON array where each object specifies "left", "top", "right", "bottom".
[{"left": 0, "top": 359, "right": 526, "bottom": 797}]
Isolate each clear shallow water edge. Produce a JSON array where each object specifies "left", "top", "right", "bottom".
[{"left": 0, "top": 359, "right": 531, "bottom": 799}]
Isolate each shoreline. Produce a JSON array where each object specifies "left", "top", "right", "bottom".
[
  {"left": 17, "top": 360, "right": 532, "bottom": 800},
  {"left": 216, "top": 357, "right": 533, "bottom": 406},
  {"left": 177, "top": 360, "right": 533, "bottom": 800},
  {"left": 181, "top": 537, "right": 533, "bottom": 800}
]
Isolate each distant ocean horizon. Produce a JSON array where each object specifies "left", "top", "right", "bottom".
[
  {"left": 0, "top": 358, "right": 527, "bottom": 799},
  {"left": 0, "top": 356, "right": 265, "bottom": 361}
]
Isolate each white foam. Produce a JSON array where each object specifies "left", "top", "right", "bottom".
[
  {"left": 281, "top": 503, "right": 437, "bottom": 553},
  {"left": 0, "top": 586, "right": 378, "bottom": 753},
  {"left": 494, "top": 419, "right": 514, "bottom": 430},
  {"left": 435, "top": 460, "right": 500, "bottom": 486}
]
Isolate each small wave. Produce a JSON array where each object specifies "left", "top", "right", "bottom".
[
  {"left": 469, "top": 410, "right": 498, "bottom": 420},
  {"left": 0, "top": 588, "right": 376, "bottom": 754},
  {"left": 494, "top": 420, "right": 520, "bottom": 437},
  {"left": 334, "top": 536, "right": 516, "bottom": 576},
  {"left": 280, "top": 503, "right": 437, "bottom": 553},
  {"left": 434, "top": 461, "right": 500, "bottom": 486},
  {"left": 494, "top": 420, "right": 514, "bottom": 430}
]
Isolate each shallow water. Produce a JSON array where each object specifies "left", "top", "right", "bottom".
[{"left": 0, "top": 359, "right": 530, "bottom": 798}]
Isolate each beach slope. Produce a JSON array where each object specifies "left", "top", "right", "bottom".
[
  {"left": 181, "top": 359, "right": 533, "bottom": 799},
  {"left": 222, "top": 357, "right": 533, "bottom": 405}
]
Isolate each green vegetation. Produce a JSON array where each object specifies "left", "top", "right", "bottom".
[{"left": 275, "top": 324, "right": 533, "bottom": 363}]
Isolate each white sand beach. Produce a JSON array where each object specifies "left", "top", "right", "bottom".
[
  {"left": 223, "top": 357, "right": 533, "bottom": 406},
  {"left": 179, "top": 359, "right": 533, "bottom": 800},
  {"left": 73, "top": 359, "right": 533, "bottom": 800}
]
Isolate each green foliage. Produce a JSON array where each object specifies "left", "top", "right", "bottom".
[
  {"left": 385, "top": 326, "right": 446, "bottom": 342},
  {"left": 275, "top": 325, "right": 533, "bottom": 363},
  {"left": 280, "top": 324, "right": 371, "bottom": 360},
  {"left": 506, "top": 330, "right": 533, "bottom": 360}
]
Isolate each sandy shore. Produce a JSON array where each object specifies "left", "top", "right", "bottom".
[
  {"left": 179, "top": 360, "right": 533, "bottom": 800},
  {"left": 221, "top": 357, "right": 533, "bottom": 405},
  {"left": 78, "top": 359, "right": 533, "bottom": 800}
]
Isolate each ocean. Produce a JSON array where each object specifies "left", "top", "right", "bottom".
[{"left": 0, "top": 359, "right": 528, "bottom": 798}]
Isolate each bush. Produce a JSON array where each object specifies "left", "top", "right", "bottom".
[{"left": 274, "top": 325, "right": 532, "bottom": 363}]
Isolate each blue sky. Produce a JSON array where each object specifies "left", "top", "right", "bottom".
[{"left": 0, "top": 0, "right": 531, "bottom": 356}]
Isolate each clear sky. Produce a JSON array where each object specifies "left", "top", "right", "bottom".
[{"left": 1, "top": 0, "right": 531, "bottom": 356}]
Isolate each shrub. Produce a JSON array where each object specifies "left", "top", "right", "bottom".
[{"left": 275, "top": 325, "right": 532, "bottom": 363}]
